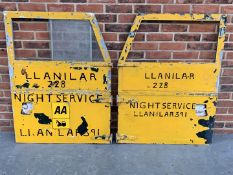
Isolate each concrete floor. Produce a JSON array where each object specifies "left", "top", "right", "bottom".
[{"left": 0, "top": 133, "right": 233, "bottom": 175}]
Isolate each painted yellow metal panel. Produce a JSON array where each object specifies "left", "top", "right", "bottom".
[
  {"left": 4, "top": 11, "right": 112, "bottom": 143},
  {"left": 12, "top": 92, "right": 111, "bottom": 143},
  {"left": 118, "top": 14, "right": 226, "bottom": 144},
  {"left": 119, "top": 63, "right": 219, "bottom": 93},
  {"left": 12, "top": 61, "right": 111, "bottom": 92},
  {"left": 118, "top": 95, "right": 216, "bottom": 144}
]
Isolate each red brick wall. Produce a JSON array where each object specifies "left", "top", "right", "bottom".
[{"left": 0, "top": 0, "right": 233, "bottom": 134}]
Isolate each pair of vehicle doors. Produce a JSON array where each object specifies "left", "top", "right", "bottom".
[{"left": 5, "top": 12, "right": 226, "bottom": 144}]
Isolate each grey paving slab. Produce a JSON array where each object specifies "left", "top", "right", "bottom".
[{"left": 0, "top": 133, "right": 233, "bottom": 175}]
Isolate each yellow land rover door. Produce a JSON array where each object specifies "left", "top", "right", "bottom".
[
  {"left": 117, "top": 14, "right": 226, "bottom": 144},
  {"left": 5, "top": 12, "right": 112, "bottom": 143}
]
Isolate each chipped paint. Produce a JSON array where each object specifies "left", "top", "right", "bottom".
[
  {"left": 107, "top": 69, "right": 111, "bottom": 91},
  {"left": 219, "top": 27, "right": 226, "bottom": 37},
  {"left": 196, "top": 129, "right": 213, "bottom": 144},
  {"left": 203, "top": 14, "right": 214, "bottom": 20},
  {"left": 221, "top": 15, "right": 227, "bottom": 26},
  {"left": 5, "top": 34, "right": 12, "bottom": 47},
  {"left": 21, "top": 102, "right": 33, "bottom": 115},
  {"left": 93, "top": 134, "right": 112, "bottom": 141},
  {"left": 198, "top": 116, "right": 215, "bottom": 128},
  {"left": 90, "top": 67, "right": 99, "bottom": 72},
  {"left": 195, "top": 104, "right": 207, "bottom": 117},
  {"left": 8, "top": 64, "right": 14, "bottom": 89},
  {"left": 129, "top": 32, "right": 136, "bottom": 38},
  {"left": 116, "top": 134, "right": 136, "bottom": 142}
]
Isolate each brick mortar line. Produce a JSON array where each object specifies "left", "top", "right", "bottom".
[
  {"left": 111, "top": 41, "right": 218, "bottom": 43},
  {"left": 217, "top": 113, "right": 233, "bottom": 115},
  {"left": 1, "top": 2, "right": 233, "bottom": 10},
  {"left": 110, "top": 31, "right": 220, "bottom": 34},
  {"left": 6, "top": 31, "right": 220, "bottom": 34},
  {"left": 6, "top": 39, "right": 49, "bottom": 41},
  {"left": 3, "top": 1, "right": 229, "bottom": 5}
]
